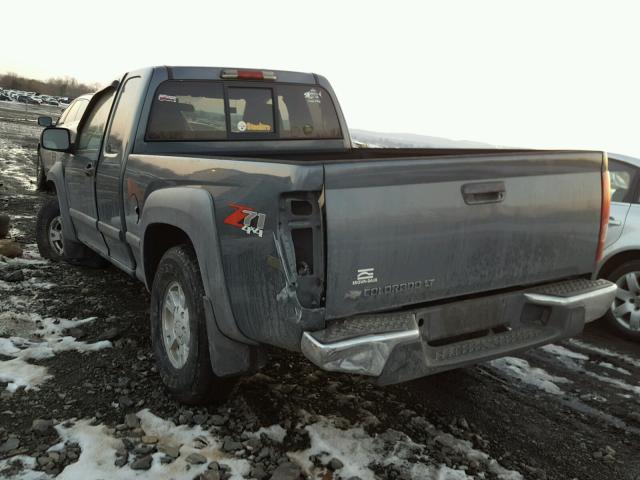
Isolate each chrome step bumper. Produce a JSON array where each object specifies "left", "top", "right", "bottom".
[
  {"left": 301, "top": 278, "right": 616, "bottom": 384},
  {"left": 523, "top": 278, "right": 616, "bottom": 321}
]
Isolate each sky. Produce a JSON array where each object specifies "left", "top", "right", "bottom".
[{"left": 1, "top": 0, "right": 639, "bottom": 156}]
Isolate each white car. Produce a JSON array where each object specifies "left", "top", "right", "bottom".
[{"left": 596, "top": 153, "right": 640, "bottom": 340}]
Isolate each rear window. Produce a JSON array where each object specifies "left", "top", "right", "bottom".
[
  {"left": 146, "top": 81, "right": 342, "bottom": 141},
  {"left": 276, "top": 85, "right": 341, "bottom": 139},
  {"left": 228, "top": 87, "right": 274, "bottom": 134}
]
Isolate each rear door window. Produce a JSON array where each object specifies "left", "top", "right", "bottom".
[{"left": 609, "top": 159, "right": 637, "bottom": 203}]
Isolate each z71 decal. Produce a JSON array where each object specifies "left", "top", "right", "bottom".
[{"left": 224, "top": 203, "right": 266, "bottom": 238}]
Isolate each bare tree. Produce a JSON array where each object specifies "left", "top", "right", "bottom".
[{"left": 0, "top": 72, "right": 102, "bottom": 99}]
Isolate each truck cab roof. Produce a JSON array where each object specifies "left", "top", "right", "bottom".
[
  {"left": 158, "top": 66, "right": 320, "bottom": 85},
  {"left": 99, "top": 66, "right": 353, "bottom": 156}
]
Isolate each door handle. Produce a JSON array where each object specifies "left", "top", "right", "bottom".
[
  {"left": 608, "top": 216, "right": 622, "bottom": 227},
  {"left": 461, "top": 181, "right": 506, "bottom": 205},
  {"left": 84, "top": 163, "right": 95, "bottom": 176}
]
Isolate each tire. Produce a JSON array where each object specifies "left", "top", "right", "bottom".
[
  {"left": 36, "top": 197, "right": 65, "bottom": 261},
  {"left": 150, "top": 245, "right": 236, "bottom": 404},
  {"left": 35, "top": 151, "right": 47, "bottom": 191},
  {"left": 36, "top": 197, "right": 107, "bottom": 267},
  {"left": 603, "top": 260, "right": 640, "bottom": 341}
]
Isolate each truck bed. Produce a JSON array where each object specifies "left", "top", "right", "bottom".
[
  {"left": 126, "top": 147, "right": 605, "bottom": 338},
  {"left": 191, "top": 147, "right": 600, "bottom": 163}
]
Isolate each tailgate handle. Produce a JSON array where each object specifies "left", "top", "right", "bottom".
[{"left": 461, "top": 181, "right": 505, "bottom": 205}]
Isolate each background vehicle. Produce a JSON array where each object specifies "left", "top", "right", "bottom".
[
  {"left": 36, "top": 94, "right": 92, "bottom": 190},
  {"left": 35, "top": 66, "right": 616, "bottom": 404},
  {"left": 596, "top": 153, "right": 640, "bottom": 340}
]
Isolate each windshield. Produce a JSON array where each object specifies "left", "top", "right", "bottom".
[{"left": 146, "top": 81, "right": 342, "bottom": 141}]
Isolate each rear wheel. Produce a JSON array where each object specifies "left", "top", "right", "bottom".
[
  {"left": 604, "top": 261, "right": 640, "bottom": 341},
  {"left": 150, "top": 245, "right": 236, "bottom": 404}
]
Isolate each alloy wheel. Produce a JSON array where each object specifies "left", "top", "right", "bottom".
[
  {"left": 48, "top": 216, "right": 64, "bottom": 256},
  {"left": 611, "top": 272, "right": 640, "bottom": 333},
  {"left": 161, "top": 281, "right": 191, "bottom": 369}
]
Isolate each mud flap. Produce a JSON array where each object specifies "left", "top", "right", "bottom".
[{"left": 203, "top": 296, "right": 265, "bottom": 377}]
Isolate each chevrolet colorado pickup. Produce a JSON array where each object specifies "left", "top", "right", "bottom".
[{"left": 35, "top": 66, "right": 617, "bottom": 404}]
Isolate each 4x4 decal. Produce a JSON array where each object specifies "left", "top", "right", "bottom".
[{"left": 224, "top": 203, "right": 266, "bottom": 238}]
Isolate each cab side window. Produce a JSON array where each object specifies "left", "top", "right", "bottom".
[
  {"left": 105, "top": 77, "right": 143, "bottom": 156},
  {"left": 609, "top": 159, "right": 637, "bottom": 203},
  {"left": 76, "top": 92, "right": 116, "bottom": 152}
]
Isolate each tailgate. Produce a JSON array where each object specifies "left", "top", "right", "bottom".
[{"left": 323, "top": 151, "right": 604, "bottom": 319}]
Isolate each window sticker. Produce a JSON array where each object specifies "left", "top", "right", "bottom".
[
  {"left": 158, "top": 94, "right": 177, "bottom": 103},
  {"left": 245, "top": 122, "right": 272, "bottom": 132},
  {"left": 304, "top": 88, "right": 322, "bottom": 104}
]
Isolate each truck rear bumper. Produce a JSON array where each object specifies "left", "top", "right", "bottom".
[{"left": 300, "top": 278, "right": 616, "bottom": 385}]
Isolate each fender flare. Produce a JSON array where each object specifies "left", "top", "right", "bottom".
[
  {"left": 45, "top": 163, "right": 76, "bottom": 239},
  {"left": 45, "top": 162, "right": 90, "bottom": 261},
  {"left": 140, "top": 186, "right": 261, "bottom": 376}
]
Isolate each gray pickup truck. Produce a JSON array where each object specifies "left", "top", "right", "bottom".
[{"left": 35, "top": 66, "right": 617, "bottom": 404}]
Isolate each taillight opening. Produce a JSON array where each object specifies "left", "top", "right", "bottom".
[
  {"left": 278, "top": 192, "right": 325, "bottom": 309},
  {"left": 596, "top": 169, "right": 611, "bottom": 262}
]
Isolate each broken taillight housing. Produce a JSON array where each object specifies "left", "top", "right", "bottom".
[
  {"left": 596, "top": 160, "right": 611, "bottom": 262},
  {"left": 279, "top": 192, "right": 325, "bottom": 308}
]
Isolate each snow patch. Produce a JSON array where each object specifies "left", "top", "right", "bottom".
[
  {"left": 0, "top": 455, "right": 48, "bottom": 480},
  {"left": 289, "top": 416, "right": 522, "bottom": 480},
  {"left": 4, "top": 411, "right": 251, "bottom": 480},
  {"left": 0, "top": 139, "right": 36, "bottom": 191},
  {"left": 569, "top": 339, "right": 640, "bottom": 369},
  {"left": 490, "top": 357, "right": 570, "bottom": 395},
  {"left": 598, "top": 362, "right": 631, "bottom": 376},
  {"left": 0, "top": 357, "right": 51, "bottom": 393},
  {"left": 542, "top": 342, "right": 632, "bottom": 379},
  {"left": 434, "top": 432, "right": 524, "bottom": 480},
  {"left": 541, "top": 344, "right": 588, "bottom": 361},
  {"left": 584, "top": 372, "right": 640, "bottom": 396},
  {"left": 246, "top": 424, "right": 287, "bottom": 443},
  {"left": 0, "top": 243, "right": 48, "bottom": 266},
  {"left": 0, "top": 312, "right": 110, "bottom": 392},
  {"left": 0, "top": 277, "right": 56, "bottom": 291}
]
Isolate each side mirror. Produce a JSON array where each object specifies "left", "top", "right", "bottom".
[
  {"left": 38, "top": 116, "right": 53, "bottom": 127},
  {"left": 41, "top": 127, "right": 71, "bottom": 152}
]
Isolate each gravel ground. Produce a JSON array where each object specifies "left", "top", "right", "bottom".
[{"left": 0, "top": 101, "right": 639, "bottom": 480}]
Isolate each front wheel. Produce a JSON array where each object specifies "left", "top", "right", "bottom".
[
  {"left": 36, "top": 197, "right": 65, "bottom": 260},
  {"left": 603, "top": 260, "right": 640, "bottom": 341},
  {"left": 35, "top": 151, "right": 47, "bottom": 191},
  {"left": 150, "top": 245, "right": 236, "bottom": 404}
]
